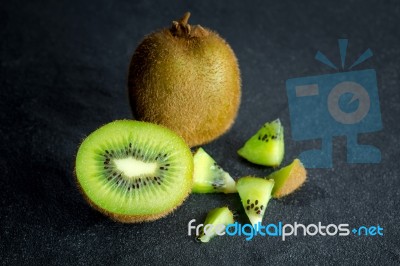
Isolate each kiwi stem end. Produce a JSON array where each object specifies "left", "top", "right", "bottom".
[{"left": 171, "top": 12, "right": 192, "bottom": 37}]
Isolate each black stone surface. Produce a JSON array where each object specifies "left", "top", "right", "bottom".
[{"left": 1, "top": 0, "right": 400, "bottom": 265}]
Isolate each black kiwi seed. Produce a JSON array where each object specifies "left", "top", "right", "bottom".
[
  {"left": 255, "top": 200, "right": 258, "bottom": 205},
  {"left": 254, "top": 207, "right": 259, "bottom": 211},
  {"left": 251, "top": 203, "right": 254, "bottom": 208},
  {"left": 246, "top": 206, "right": 250, "bottom": 210},
  {"left": 247, "top": 199, "right": 250, "bottom": 204},
  {"left": 260, "top": 205, "right": 263, "bottom": 210}
]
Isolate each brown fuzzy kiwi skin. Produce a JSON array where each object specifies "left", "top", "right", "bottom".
[
  {"left": 128, "top": 12, "right": 241, "bottom": 147},
  {"left": 273, "top": 162, "right": 307, "bottom": 199},
  {"left": 73, "top": 166, "right": 192, "bottom": 223}
]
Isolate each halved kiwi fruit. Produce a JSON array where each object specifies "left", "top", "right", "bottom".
[
  {"left": 75, "top": 120, "right": 193, "bottom": 223},
  {"left": 192, "top": 148, "right": 236, "bottom": 193},
  {"left": 236, "top": 176, "right": 274, "bottom": 226},
  {"left": 267, "top": 158, "right": 307, "bottom": 198},
  {"left": 238, "top": 119, "right": 284, "bottom": 167}
]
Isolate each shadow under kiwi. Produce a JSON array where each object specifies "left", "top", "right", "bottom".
[{"left": 275, "top": 182, "right": 329, "bottom": 207}]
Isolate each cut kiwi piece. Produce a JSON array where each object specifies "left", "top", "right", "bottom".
[
  {"left": 75, "top": 120, "right": 193, "bottom": 223},
  {"left": 192, "top": 148, "right": 236, "bottom": 193},
  {"left": 236, "top": 176, "right": 274, "bottom": 226},
  {"left": 238, "top": 119, "right": 284, "bottom": 167},
  {"left": 198, "top": 206, "right": 234, "bottom": 243},
  {"left": 267, "top": 158, "right": 307, "bottom": 198}
]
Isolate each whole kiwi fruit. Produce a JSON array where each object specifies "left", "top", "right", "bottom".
[{"left": 128, "top": 12, "right": 241, "bottom": 147}]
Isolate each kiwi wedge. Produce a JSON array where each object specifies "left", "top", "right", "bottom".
[
  {"left": 75, "top": 120, "right": 193, "bottom": 223},
  {"left": 236, "top": 176, "right": 274, "bottom": 226},
  {"left": 267, "top": 159, "right": 307, "bottom": 198},
  {"left": 198, "top": 207, "right": 234, "bottom": 243},
  {"left": 238, "top": 119, "right": 284, "bottom": 167},
  {"left": 192, "top": 148, "right": 236, "bottom": 193}
]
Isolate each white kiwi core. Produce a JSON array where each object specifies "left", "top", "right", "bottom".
[{"left": 114, "top": 157, "right": 158, "bottom": 178}]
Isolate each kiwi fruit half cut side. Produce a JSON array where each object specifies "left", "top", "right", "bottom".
[
  {"left": 75, "top": 120, "right": 193, "bottom": 223},
  {"left": 192, "top": 148, "right": 236, "bottom": 193},
  {"left": 198, "top": 206, "right": 234, "bottom": 243},
  {"left": 236, "top": 176, "right": 274, "bottom": 226},
  {"left": 267, "top": 158, "right": 307, "bottom": 198},
  {"left": 238, "top": 119, "right": 284, "bottom": 167}
]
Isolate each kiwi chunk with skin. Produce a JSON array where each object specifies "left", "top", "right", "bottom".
[
  {"left": 75, "top": 120, "right": 193, "bottom": 223},
  {"left": 192, "top": 148, "right": 236, "bottom": 193},
  {"left": 267, "top": 159, "right": 307, "bottom": 198},
  {"left": 238, "top": 119, "right": 284, "bottom": 167},
  {"left": 236, "top": 176, "right": 274, "bottom": 226},
  {"left": 198, "top": 207, "right": 234, "bottom": 243}
]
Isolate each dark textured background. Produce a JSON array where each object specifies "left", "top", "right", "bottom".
[{"left": 1, "top": 0, "right": 399, "bottom": 265}]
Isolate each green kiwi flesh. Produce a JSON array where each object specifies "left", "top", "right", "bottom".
[
  {"left": 237, "top": 119, "right": 284, "bottom": 167},
  {"left": 236, "top": 176, "right": 274, "bottom": 226},
  {"left": 198, "top": 207, "right": 234, "bottom": 243},
  {"left": 267, "top": 159, "right": 307, "bottom": 198},
  {"left": 75, "top": 120, "right": 193, "bottom": 223},
  {"left": 192, "top": 148, "right": 236, "bottom": 193}
]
